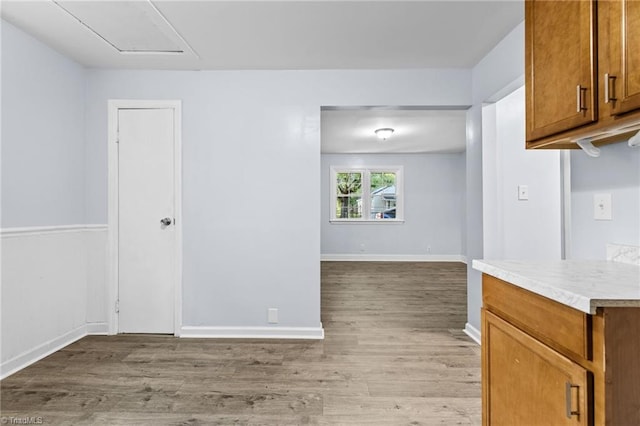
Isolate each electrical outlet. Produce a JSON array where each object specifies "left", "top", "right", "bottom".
[
  {"left": 268, "top": 308, "right": 278, "bottom": 324},
  {"left": 518, "top": 185, "right": 529, "bottom": 201},
  {"left": 594, "top": 194, "right": 612, "bottom": 220}
]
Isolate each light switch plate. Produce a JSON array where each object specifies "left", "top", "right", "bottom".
[
  {"left": 594, "top": 193, "right": 612, "bottom": 220},
  {"left": 518, "top": 185, "right": 529, "bottom": 201}
]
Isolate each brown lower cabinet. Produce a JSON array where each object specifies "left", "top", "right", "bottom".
[{"left": 481, "top": 274, "right": 640, "bottom": 426}]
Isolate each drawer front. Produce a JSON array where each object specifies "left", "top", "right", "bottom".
[{"left": 482, "top": 275, "right": 591, "bottom": 361}]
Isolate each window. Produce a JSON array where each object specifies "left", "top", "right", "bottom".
[{"left": 330, "top": 166, "right": 403, "bottom": 222}]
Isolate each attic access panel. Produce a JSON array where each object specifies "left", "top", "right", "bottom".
[{"left": 54, "top": 0, "right": 186, "bottom": 53}]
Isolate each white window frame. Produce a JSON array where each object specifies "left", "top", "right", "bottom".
[{"left": 330, "top": 166, "right": 404, "bottom": 223}]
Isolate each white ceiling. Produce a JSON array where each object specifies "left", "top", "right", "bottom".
[
  {"left": 321, "top": 107, "right": 468, "bottom": 153},
  {"left": 1, "top": 0, "right": 524, "bottom": 70},
  {"left": 1, "top": 0, "right": 522, "bottom": 154}
]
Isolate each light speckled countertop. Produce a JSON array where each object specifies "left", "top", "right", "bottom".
[{"left": 472, "top": 260, "right": 640, "bottom": 314}]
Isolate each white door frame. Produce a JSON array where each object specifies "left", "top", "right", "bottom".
[{"left": 107, "top": 99, "right": 183, "bottom": 336}]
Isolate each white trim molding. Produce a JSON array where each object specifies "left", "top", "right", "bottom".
[
  {"left": 107, "top": 99, "right": 183, "bottom": 336},
  {"left": 463, "top": 322, "right": 481, "bottom": 345},
  {"left": 0, "top": 224, "right": 107, "bottom": 238},
  {"left": 1, "top": 322, "right": 116, "bottom": 380},
  {"left": 0, "top": 325, "right": 86, "bottom": 380},
  {"left": 181, "top": 326, "right": 325, "bottom": 340},
  {"left": 321, "top": 254, "right": 467, "bottom": 262},
  {"left": 1, "top": 225, "right": 109, "bottom": 379},
  {"left": 0, "top": 322, "right": 324, "bottom": 379},
  {"left": 86, "top": 322, "right": 110, "bottom": 335}
]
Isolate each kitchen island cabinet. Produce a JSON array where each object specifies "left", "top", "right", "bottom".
[{"left": 473, "top": 260, "right": 640, "bottom": 425}]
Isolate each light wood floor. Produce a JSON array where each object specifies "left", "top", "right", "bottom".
[{"left": 1, "top": 261, "right": 480, "bottom": 425}]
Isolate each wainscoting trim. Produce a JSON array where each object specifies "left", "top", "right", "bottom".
[
  {"left": 1, "top": 225, "right": 109, "bottom": 379},
  {"left": 321, "top": 254, "right": 467, "bottom": 262},
  {"left": 0, "top": 224, "right": 107, "bottom": 238},
  {"left": 181, "top": 326, "right": 325, "bottom": 340},
  {"left": 463, "top": 322, "right": 481, "bottom": 345}
]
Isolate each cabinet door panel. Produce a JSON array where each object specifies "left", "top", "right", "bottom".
[
  {"left": 526, "top": 0, "right": 597, "bottom": 141},
  {"left": 608, "top": 0, "right": 640, "bottom": 115},
  {"left": 483, "top": 310, "right": 590, "bottom": 426}
]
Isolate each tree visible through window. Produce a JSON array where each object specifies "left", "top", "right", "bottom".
[
  {"left": 331, "top": 167, "right": 403, "bottom": 222},
  {"left": 336, "top": 172, "right": 362, "bottom": 218}
]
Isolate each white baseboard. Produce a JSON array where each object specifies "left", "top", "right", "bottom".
[
  {"left": 0, "top": 325, "right": 87, "bottom": 380},
  {"left": 321, "top": 254, "right": 467, "bottom": 262},
  {"left": 86, "top": 322, "right": 109, "bottom": 335},
  {"left": 1, "top": 225, "right": 109, "bottom": 380},
  {"left": 181, "top": 325, "right": 325, "bottom": 340},
  {"left": 1, "top": 322, "right": 325, "bottom": 379},
  {"left": 463, "top": 322, "right": 481, "bottom": 345}
]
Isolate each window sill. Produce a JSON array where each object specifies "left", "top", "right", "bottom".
[{"left": 329, "top": 219, "right": 405, "bottom": 225}]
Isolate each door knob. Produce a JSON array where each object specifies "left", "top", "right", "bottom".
[{"left": 160, "top": 217, "right": 173, "bottom": 226}]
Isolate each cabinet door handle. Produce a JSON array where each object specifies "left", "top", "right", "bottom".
[
  {"left": 577, "top": 85, "right": 587, "bottom": 113},
  {"left": 565, "top": 382, "right": 580, "bottom": 418},
  {"left": 604, "top": 73, "right": 617, "bottom": 103}
]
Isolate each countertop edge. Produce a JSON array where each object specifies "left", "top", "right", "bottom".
[{"left": 473, "top": 260, "right": 620, "bottom": 314}]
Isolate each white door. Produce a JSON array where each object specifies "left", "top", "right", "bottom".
[{"left": 118, "top": 108, "right": 176, "bottom": 334}]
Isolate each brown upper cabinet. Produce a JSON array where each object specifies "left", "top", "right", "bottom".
[
  {"left": 526, "top": 0, "right": 640, "bottom": 149},
  {"left": 607, "top": 0, "right": 640, "bottom": 116}
]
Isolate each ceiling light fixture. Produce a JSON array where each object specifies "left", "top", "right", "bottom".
[{"left": 375, "top": 128, "right": 394, "bottom": 140}]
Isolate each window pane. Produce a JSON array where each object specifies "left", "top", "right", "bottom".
[
  {"left": 370, "top": 172, "right": 397, "bottom": 219},
  {"left": 336, "top": 172, "right": 362, "bottom": 196},
  {"left": 349, "top": 197, "right": 362, "bottom": 218},
  {"left": 349, "top": 173, "right": 362, "bottom": 195},
  {"left": 336, "top": 196, "right": 362, "bottom": 219},
  {"left": 335, "top": 197, "right": 344, "bottom": 218}
]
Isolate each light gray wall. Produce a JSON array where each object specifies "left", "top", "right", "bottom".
[
  {"left": 465, "top": 105, "right": 484, "bottom": 334},
  {"left": 321, "top": 153, "right": 465, "bottom": 257},
  {"left": 466, "top": 21, "right": 525, "bottom": 334},
  {"left": 571, "top": 142, "right": 640, "bottom": 259},
  {"left": 482, "top": 87, "right": 562, "bottom": 261},
  {"left": 1, "top": 20, "right": 94, "bottom": 375},
  {"left": 85, "top": 68, "right": 472, "bottom": 329},
  {"left": 1, "top": 20, "right": 87, "bottom": 227}
]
